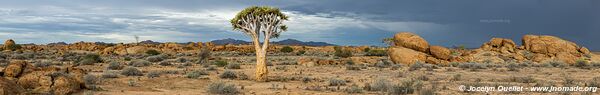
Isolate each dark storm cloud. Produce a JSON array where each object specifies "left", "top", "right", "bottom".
[{"left": 0, "top": 0, "right": 597, "bottom": 50}]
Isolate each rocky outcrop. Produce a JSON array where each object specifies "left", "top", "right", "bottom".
[
  {"left": 429, "top": 46, "right": 451, "bottom": 60},
  {"left": 388, "top": 47, "right": 427, "bottom": 65},
  {"left": 2, "top": 60, "right": 87, "bottom": 95},
  {"left": 3, "top": 39, "right": 19, "bottom": 51},
  {"left": 393, "top": 32, "right": 430, "bottom": 53},
  {"left": 481, "top": 38, "right": 516, "bottom": 54},
  {"left": 0, "top": 77, "right": 26, "bottom": 95}
]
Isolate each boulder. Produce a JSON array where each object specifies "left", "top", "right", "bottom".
[
  {"left": 52, "top": 75, "right": 81, "bottom": 95},
  {"left": 555, "top": 52, "right": 578, "bottom": 64},
  {"left": 3, "top": 60, "right": 35, "bottom": 79},
  {"left": 522, "top": 35, "right": 580, "bottom": 55},
  {"left": 579, "top": 47, "right": 590, "bottom": 55},
  {"left": 429, "top": 46, "right": 451, "bottom": 60},
  {"left": 126, "top": 46, "right": 149, "bottom": 55},
  {"left": 0, "top": 77, "right": 25, "bottom": 95},
  {"left": 3, "top": 39, "right": 18, "bottom": 51},
  {"left": 393, "top": 32, "right": 429, "bottom": 53},
  {"left": 388, "top": 47, "right": 427, "bottom": 65}
]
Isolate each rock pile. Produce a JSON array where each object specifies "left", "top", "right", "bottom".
[
  {"left": 1, "top": 60, "right": 89, "bottom": 95},
  {"left": 387, "top": 32, "right": 451, "bottom": 65},
  {"left": 387, "top": 32, "right": 594, "bottom": 65}
]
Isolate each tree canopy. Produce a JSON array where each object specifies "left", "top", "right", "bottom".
[{"left": 230, "top": 6, "right": 288, "bottom": 38}]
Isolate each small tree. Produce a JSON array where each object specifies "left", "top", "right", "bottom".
[
  {"left": 230, "top": 6, "right": 288, "bottom": 81},
  {"left": 134, "top": 35, "right": 140, "bottom": 44}
]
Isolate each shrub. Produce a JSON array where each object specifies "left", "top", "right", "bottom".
[
  {"left": 574, "top": 59, "right": 590, "bottom": 69},
  {"left": 280, "top": 46, "right": 294, "bottom": 53},
  {"left": 388, "top": 78, "right": 423, "bottom": 94},
  {"left": 328, "top": 78, "right": 347, "bottom": 86},
  {"left": 346, "top": 84, "right": 363, "bottom": 94},
  {"left": 101, "top": 71, "right": 119, "bottom": 78},
  {"left": 226, "top": 63, "right": 241, "bottom": 69},
  {"left": 34, "top": 61, "right": 51, "bottom": 67},
  {"left": 334, "top": 46, "right": 352, "bottom": 58},
  {"left": 214, "top": 60, "right": 228, "bottom": 67},
  {"left": 107, "top": 62, "right": 122, "bottom": 70},
  {"left": 198, "top": 47, "right": 211, "bottom": 64},
  {"left": 4, "top": 44, "right": 21, "bottom": 51},
  {"left": 129, "top": 60, "right": 151, "bottom": 67},
  {"left": 506, "top": 63, "right": 520, "bottom": 71},
  {"left": 147, "top": 71, "right": 161, "bottom": 78},
  {"left": 83, "top": 74, "right": 99, "bottom": 89},
  {"left": 419, "top": 88, "right": 436, "bottom": 95},
  {"left": 548, "top": 60, "right": 568, "bottom": 68},
  {"left": 363, "top": 47, "right": 371, "bottom": 52},
  {"left": 510, "top": 76, "right": 536, "bottom": 83},
  {"left": 302, "top": 77, "right": 313, "bottom": 83},
  {"left": 296, "top": 50, "right": 306, "bottom": 55},
  {"left": 458, "top": 63, "right": 487, "bottom": 70},
  {"left": 409, "top": 62, "right": 424, "bottom": 71},
  {"left": 238, "top": 73, "right": 249, "bottom": 80},
  {"left": 451, "top": 74, "right": 462, "bottom": 82},
  {"left": 219, "top": 70, "right": 237, "bottom": 79},
  {"left": 365, "top": 49, "right": 387, "bottom": 56},
  {"left": 79, "top": 53, "right": 102, "bottom": 65},
  {"left": 450, "top": 62, "right": 460, "bottom": 67},
  {"left": 145, "top": 49, "right": 161, "bottom": 55},
  {"left": 176, "top": 57, "right": 187, "bottom": 63},
  {"left": 159, "top": 61, "right": 172, "bottom": 66},
  {"left": 121, "top": 67, "right": 143, "bottom": 76},
  {"left": 186, "top": 70, "right": 209, "bottom": 79},
  {"left": 346, "top": 65, "right": 360, "bottom": 70},
  {"left": 207, "top": 82, "right": 239, "bottom": 95},
  {"left": 146, "top": 55, "right": 165, "bottom": 62},
  {"left": 123, "top": 57, "right": 132, "bottom": 61},
  {"left": 370, "top": 78, "right": 390, "bottom": 91}
]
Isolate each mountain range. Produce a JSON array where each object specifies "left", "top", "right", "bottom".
[{"left": 210, "top": 38, "right": 336, "bottom": 46}]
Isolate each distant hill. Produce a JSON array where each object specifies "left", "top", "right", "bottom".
[
  {"left": 210, "top": 38, "right": 336, "bottom": 46},
  {"left": 210, "top": 38, "right": 251, "bottom": 45},
  {"left": 272, "top": 39, "right": 336, "bottom": 46}
]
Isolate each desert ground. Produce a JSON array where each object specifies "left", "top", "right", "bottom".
[{"left": 0, "top": 32, "right": 599, "bottom": 95}]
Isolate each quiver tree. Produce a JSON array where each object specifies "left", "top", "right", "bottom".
[{"left": 230, "top": 6, "right": 288, "bottom": 81}]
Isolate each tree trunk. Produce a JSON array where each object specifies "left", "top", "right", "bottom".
[{"left": 255, "top": 50, "right": 268, "bottom": 81}]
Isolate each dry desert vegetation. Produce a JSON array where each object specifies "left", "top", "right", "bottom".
[
  {"left": 0, "top": 6, "right": 599, "bottom": 95},
  {"left": 0, "top": 32, "right": 599, "bottom": 95}
]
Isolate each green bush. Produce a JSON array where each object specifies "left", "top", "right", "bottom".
[
  {"left": 186, "top": 70, "right": 209, "bottom": 79},
  {"left": 365, "top": 49, "right": 387, "bottom": 56},
  {"left": 107, "top": 62, "right": 122, "bottom": 70},
  {"left": 226, "top": 63, "right": 241, "bottom": 69},
  {"left": 207, "top": 82, "right": 239, "bottom": 95},
  {"left": 121, "top": 67, "right": 143, "bottom": 76},
  {"left": 346, "top": 84, "right": 363, "bottom": 94},
  {"left": 146, "top": 55, "right": 164, "bottom": 62},
  {"left": 79, "top": 53, "right": 101, "bottom": 65},
  {"left": 328, "top": 78, "right": 347, "bottom": 86},
  {"left": 334, "top": 47, "right": 352, "bottom": 58},
  {"left": 214, "top": 60, "right": 228, "bottom": 67},
  {"left": 4, "top": 44, "right": 21, "bottom": 51},
  {"left": 146, "top": 71, "right": 161, "bottom": 78},
  {"left": 280, "top": 46, "right": 294, "bottom": 53},
  {"left": 101, "top": 71, "right": 119, "bottom": 78},
  {"left": 219, "top": 70, "right": 237, "bottom": 79},
  {"left": 128, "top": 60, "right": 151, "bottom": 67},
  {"left": 574, "top": 59, "right": 590, "bottom": 69},
  {"left": 145, "top": 50, "right": 161, "bottom": 55},
  {"left": 363, "top": 47, "right": 371, "bottom": 52}
]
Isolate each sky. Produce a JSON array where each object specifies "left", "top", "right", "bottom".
[{"left": 0, "top": 0, "right": 598, "bottom": 50}]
